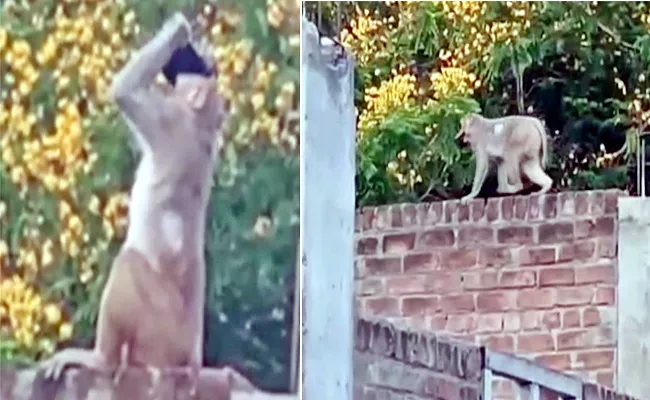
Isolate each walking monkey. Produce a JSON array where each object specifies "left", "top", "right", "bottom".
[
  {"left": 39, "top": 12, "right": 257, "bottom": 397},
  {"left": 457, "top": 113, "right": 553, "bottom": 204}
]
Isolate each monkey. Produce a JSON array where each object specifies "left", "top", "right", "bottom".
[
  {"left": 456, "top": 113, "right": 553, "bottom": 204},
  {"left": 37, "top": 12, "right": 265, "bottom": 398}
]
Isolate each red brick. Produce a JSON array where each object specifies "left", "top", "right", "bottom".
[
  {"left": 557, "top": 327, "right": 614, "bottom": 350},
  {"left": 401, "top": 204, "right": 419, "bottom": 227},
  {"left": 354, "top": 213, "right": 363, "bottom": 232},
  {"left": 557, "top": 241, "right": 595, "bottom": 262},
  {"left": 423, "top": 202, "right": 443, "bottom": 225},
  {"left": 486, "top": 198, "right": 500, "bottom": 222},
  {"left": 520, "top": 247, "right": 556, "bottom": 266},
  {"left": 357, "top": 237, "right": 379, "bottom": 255},
  {"left": 383, "top": 233, "right": 415, "bottom": 254},
  {"left": 517, "top": 333, "right": 555, "bottom": 352},
  {"left": 401, "top": 296, "right": 439, "bottom": 317},
  {"left": 499, "top": 270, "right": 536, "bottom": 288},
  {"left": 440, "top": 294, "right": 475, "bottom": 313},
  {"left": 596, "top": 371, "right": 614, "bottom": 388},
  {"left": 476, "top": 313, "right": 503, "bottom": 333},
  {"left": 559, "top": 192, "right": 576, "bottom": 216},
  {"left": 514, "top": 197, "right": 528, "bottom": 219},
  {"left": 557, "top": 286, "right": 593, "bottom": 306},
  {"left": 480, "top": 334, "right": 514, "bottom": 352},
  {"left": 527, "top": 195, "right": 541, "bottom": 220},
  {"left": 403, "top": 253, "right": 438, "bottom": 272},
  {"left": 441, "top": 249, "right": 477, "bottom": 269},
  {"left": 594, "top": 190, "right": 621, "bottom": 215},
  {"left": 497, "top": 226, "right": 534, "bottom": 245},
  {"left": 574, "top": 192, "right": 589, "bottom": 215},
  {"left": 443, "top": 200, "right": 458, "bottom": 223},
  {"left": 503, "top": 313, "right": 521, "bottom": 332},
  {"left": 390, "top": 206, "right": 403, "bottom": 227},
  {"left": 501, "top": 197, "right": 515, "bottom": 220},
  {"left": 594, "top": 287, "right": 615, "bottom": 305},
  {"left": 575, "top": 217, "right": 615, "bottom": 239},
  {"left": 582, "top": 307, "right": 601, "bottom": 327},
  {"left": 597, "top": 238, "right": 617, "bottom": 258},
  {"left": 458, "top": 226, "right": 494, "bottom": 245},
  {"left": 458, "top": 202, "right": 470, "bottom": 222},
  {"left": 538, "top": 222, "right": 574, "bottom": 244},
  {"left": 445, "top": 314, "right": 476, "bottom": 333},
  {"left": 391, "top": 204, "right": 419, "bottom": 228},
  {"left": 428, "top": 315, "right": 446, "bottom": 330},
  {"left": 542, "top": 194, "right": 558, "bottom": 218},
  {"left": 364, "top": 297, "right": 399, "bottom": 316},
  {"left": 539, "top": 267, "right": 575, "bottom": 286},
  {"left": 364, "top": 257, "right": 402, "bottom": 275},
  {"left": 462, "top": 271, "right": 498, "bottom": 291},
  {"left": 536, "top": 353, "right": 571, "bottom": 371},
  {"left": 562, "top": 309, "right": 581, "bottom": 328},
  {"left": 575, "top": 263, "right": 616, "bottom": 285},
  {"left": 575, "top": 350, "right": 614, "bottom": 369},
  {"left": 541, "top": 310, "right": 561, "bottom": 329},
  {"left": 479, "top": 247, "right": 513, "bottom": 267},
  {"left": 358, "top": 278, "right": 384, "bottom": 296},
  {"left": 517, "top": 289, "right": 556, "bottom": 309},
  {"left": 470, "top": 199, "right": 485, "bottom": 221},
  {"left": 521, "top": 311, "right": 541, "bottom": 330},
  {"left": 385, "top": 275, "right": 433, "bottom": 295},
  {"left": 358, "top": 208, "right": 373, "bottom": 231},
  {"left": 429, "top": 271, "right": 463, "bottom": 294},
  {"left": 477, "top": 292, "right": 516, "bottom": 312},
  {"left": 417, "top": 228, "right": 455, "bottom": 248},
  {"left": 373, "top": 206, "right": 391, "bottom": 229}
]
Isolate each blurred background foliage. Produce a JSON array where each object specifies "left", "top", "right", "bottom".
[
  {"left": 304, "top": 1, "right": 650, "bottom": 207},
  {"left": 0, "top": 0, "right": 298, "bottom": 392}
]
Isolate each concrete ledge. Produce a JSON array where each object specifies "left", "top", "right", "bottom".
[{"left": 0, "top": 367, "right": 297, "bottom": 400}]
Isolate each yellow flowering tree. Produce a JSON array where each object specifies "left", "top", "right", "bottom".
[{"left": 1, "top": 0, "right": 298, "bottom": 390}]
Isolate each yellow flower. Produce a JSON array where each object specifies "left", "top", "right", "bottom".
[
  {"left": 252, "top": 216, "right": 273, "bottom": 238},
  {"left": 44, "top": 304, "right": 62, "bottom": 325},
  {"left": 59, "top": 322, "right": 73, "bottom": 340},
  {"left": 267, "top": 3, "right": 284, "bottom": 28}
]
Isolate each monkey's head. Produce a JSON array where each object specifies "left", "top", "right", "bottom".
[
  {"left": 162, "top": 40, "right": 223, "bottom": 116},
  {"left": 456, "top": 113, "right": 479, "bottom": 144}
]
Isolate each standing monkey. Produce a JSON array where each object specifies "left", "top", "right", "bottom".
[
  {"left": 39, "top": 12, "right": 259, "bottom": 397},
  {"left": 457, "top": 113, "right": 553, "bottom": 204}
]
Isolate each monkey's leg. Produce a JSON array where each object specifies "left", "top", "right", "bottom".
[
  {"left": 40, "top": 249, "right": 138, "bottom": 380},
  {"left": 521, "top": 159, "right": 552, "bottom": 194},
  {"left": 461, "top": 152, "right": 489, "bottom": 204},
  {"left": 497, "top": 162, "right": 520, "bottom": 194}
]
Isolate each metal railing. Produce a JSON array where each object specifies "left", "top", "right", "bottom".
[{"left": 482, "top": 350, "right": 584, "bottom": 400}]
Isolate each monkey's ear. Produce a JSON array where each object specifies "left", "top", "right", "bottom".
[{"left": 464, "top": 113, "right": 479, "bottom": 126}]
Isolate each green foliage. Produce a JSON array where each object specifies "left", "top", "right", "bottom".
[
  {"left": 357, "top": 96, "right": 479, "bottom": 206},
  {"left": 204, "top": 148, "right": 298, "bottom": 391}
]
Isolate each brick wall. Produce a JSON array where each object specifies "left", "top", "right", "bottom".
[
  {"left": 0, "top": 367, "right": 296, "bottom": 400},
  {"left": 354, "top": 189, "right": 626, "bottom": 392},
  {"left": 354, "top": 318, "right": 483, "bottom": 400}
]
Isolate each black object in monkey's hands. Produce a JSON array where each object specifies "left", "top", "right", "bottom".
[{"left": 162, "top": 43, "right": 213, "bottom": 86}]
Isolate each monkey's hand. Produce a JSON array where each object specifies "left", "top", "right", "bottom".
[
  {"left": 460, "top": 194, "right": 476, "bottom": 205},
  {"left": 40, "top": 348, "right": 109, "bottom": 381}
]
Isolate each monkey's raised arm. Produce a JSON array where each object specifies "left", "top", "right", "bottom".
[{"left": 111, "top": 13, "right": 191, "bottom": 136}]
